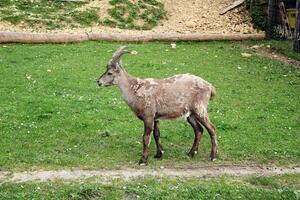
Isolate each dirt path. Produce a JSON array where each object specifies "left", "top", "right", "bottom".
[
  {"left": 255, "top": 48, "right": 300, "bottom": 68},
  {"left": 0, "top": 165, "right": 299, "bottom": 183}
]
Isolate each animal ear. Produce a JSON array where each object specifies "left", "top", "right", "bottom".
[{"left": 109, "top": 46, "right": 128, "bottom": 66}]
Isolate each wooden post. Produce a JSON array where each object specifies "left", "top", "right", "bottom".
[
  {"left": 267, "top": 0, "right": 278, "bottom": 39},
  {"left": 294, "top": 0, "right": 300, "bottom": 52}
]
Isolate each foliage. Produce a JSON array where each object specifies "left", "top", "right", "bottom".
[
  {"left": 246, "top": 0, "right": 267, "bottom": 30},
  {"left": 0, "top": 0, "right": 12, "bottom": 7},
  {"left": 272, "top": 25, "right": 289, "bottom": 40}
]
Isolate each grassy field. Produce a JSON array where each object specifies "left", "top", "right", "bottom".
[
  {"left": 1, "top": 174, "right": 299, "bottom": 199},
  {"left": 0, "top": 41, "right": 299, "bottom": 171}
]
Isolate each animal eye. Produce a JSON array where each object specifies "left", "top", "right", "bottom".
[{"left": 107, "top": 72, "right": 113, "bottom": 75}]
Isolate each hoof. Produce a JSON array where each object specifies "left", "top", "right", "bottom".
[
  {"left": 138, "top": 158, "right": 148, "bottom": 166},
  {"left": 187, "top": 150, "right": 197, "bottom": 158},
  {"left": 154, "top": 151, "right": 163, "bottom": 159},
  {"left": 210, "top": 152, "right": 217, "bottom": 161}
]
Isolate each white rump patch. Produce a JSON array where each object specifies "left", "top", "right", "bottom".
[{"left": 181, "top": 111, "right": 191, "bottom": 120}]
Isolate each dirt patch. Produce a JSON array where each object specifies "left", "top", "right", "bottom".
[
  {"left": 0, "top": 0, "right": 262, "bottom": 34},
  {"left": 153, "top": 0, "right": 257, "bottom": 34},
  {"left": 255, "top": 48, "right": 300, "bottom": 69},
  {"left": 0, "top": 165, "right": 299, "bottom": 183}
]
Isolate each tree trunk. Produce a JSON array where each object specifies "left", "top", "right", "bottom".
[
  {"left": 0, "top": 32, "right": 266, "bottom": 43},
  {"left": 267, "top": 0, "right": 278, "bottom": 39},
  {"left": 294, "top": 0, "right": 300, "bottom": 52}
]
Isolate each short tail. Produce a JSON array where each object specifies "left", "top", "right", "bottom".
[{"left": 210, "top": 86, "right": 216, "bottom": 100}]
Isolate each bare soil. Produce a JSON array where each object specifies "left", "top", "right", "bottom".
[
  {"left": 255, "top": 48, "right": 300, "bottom": 68},
  {"left": 0, "top": 0, "right": 262, "bottom": 34},
  {"left": 1, "top": 165, "right": 299, "bottom": 183}
]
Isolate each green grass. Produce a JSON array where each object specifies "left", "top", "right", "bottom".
[
  {"left": 107, "top": 0, "right": 166, "bottom": 30},
  {"left": 245, "top": 173, "right": 300, "bottom": 190},
  {"left": 268, "top": 40, "right": 300, "bottom": 61},
  {"left": 0, "top": 175, "right": 299, "bottom": 199},
  {"left": 247, "top": 40, "right": 300, "bottom": 61},
  {"left": 0, "top": 0, "right": 91, "bottom": 29},
  {"left": 72, "top": 9, "right": 100, "bottom": 26},
  {"left": 0, "top": 0, "right": 166, "bottom": 30},
  {"left": 0, "top": 41, "right": 299, "bottom": 171}
]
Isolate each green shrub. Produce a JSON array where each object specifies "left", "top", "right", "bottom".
[
  {"left": 272, "top": 25, "right": 288, "bottom": 40},
  {"left": 0, "top": 0, "right": 12, "bottom": 7},
  {"left": 246, "top": 0, "right": 267, "bottom": 30}
]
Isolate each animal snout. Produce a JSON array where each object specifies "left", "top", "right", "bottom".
[{"left": 97, "top": 79, "right": 102, "bottom": 86}]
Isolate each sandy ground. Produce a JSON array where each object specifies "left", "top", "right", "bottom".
[
  {"left": 0, "top": 165, "right": 299, "bottom": 183},
  {"left": 0, "top": 0, "right": 262, "bottom": 34}
]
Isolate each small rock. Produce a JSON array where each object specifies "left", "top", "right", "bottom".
[
  {"left": 186, "top": 21, "right": 196, "bottom": 28},
  {"left": 250, "top": 45, "right": 260, "bottom": 49},
  {"left": 241, "top": 53, "right": 252, "bottom": 58},
  {"left": 170, "top": 43, "right": 176, "bottom": 49},
  {"left": 131, "top": 50, "right": 138, "bottom": 55}
]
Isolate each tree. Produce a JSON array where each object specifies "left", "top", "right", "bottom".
[
  {"left": 294, "top": 0, "right": 300, "bottom": 52},
  {"left": 267, "top": 0, "right": 278, "bottom": 39}
]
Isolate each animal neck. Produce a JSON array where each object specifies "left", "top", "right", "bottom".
[{"left": 118, "top": 69, "right": 140, "bottom": 105}]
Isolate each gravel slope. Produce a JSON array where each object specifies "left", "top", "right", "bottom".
[{"left": 0, "top": 0, "right": 261, "bottom": 34}]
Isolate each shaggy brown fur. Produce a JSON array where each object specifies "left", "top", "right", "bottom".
[{"left": 98, "top": 46, "right": 218, "bottom": 165}]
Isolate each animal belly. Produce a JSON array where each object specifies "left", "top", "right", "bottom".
[{"left": 155, "top": 109, "right": 190, "bottom": 120}]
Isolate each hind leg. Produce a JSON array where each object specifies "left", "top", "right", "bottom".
[
  {"left": 187, "top": 114, "right": 204, "bottom": 158},
  {"left": 194, "top": 112, "right": 218, "bottom": 161},
  {"left": 153, "top": 120, "right": 164, "bottom": 159}
]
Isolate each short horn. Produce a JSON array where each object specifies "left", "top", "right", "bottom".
[{"left": 110, "top": 46, "right": 128, "bottom": 64}]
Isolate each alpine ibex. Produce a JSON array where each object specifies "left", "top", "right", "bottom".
[{"left": 97, "top": 46, "right": 218, "bottom": 165}]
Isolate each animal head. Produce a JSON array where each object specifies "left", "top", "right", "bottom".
[{"left": 97, "top": 46, "right": 128, "bottom": 87}]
